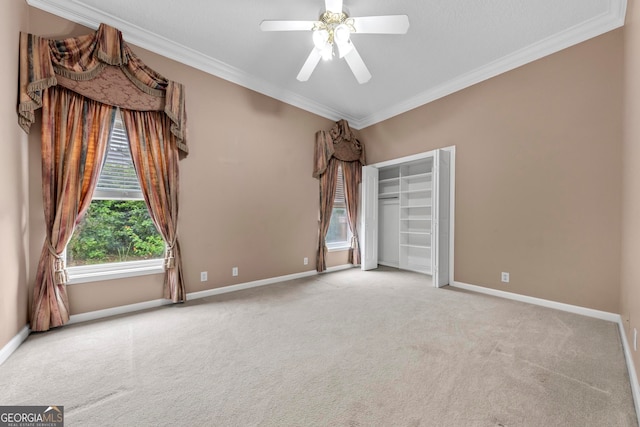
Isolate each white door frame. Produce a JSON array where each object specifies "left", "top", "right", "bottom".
[{"left": 361, "top": 146, "right": 456, "bottom": 287}]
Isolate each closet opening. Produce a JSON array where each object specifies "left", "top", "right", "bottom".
[{"left": 360, "top": 147, "right": 455, "bottom": 288}]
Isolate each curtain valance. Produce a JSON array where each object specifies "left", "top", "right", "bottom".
[
  {"left": 18, "top": 23, "right": 188, "bottom": 155},
  {"left": 313, "top": 119, "right": 365, "bottom": 178}
]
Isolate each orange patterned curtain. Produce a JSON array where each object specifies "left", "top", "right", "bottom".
[
  {"left": 32, "top": 87, "right": 115, "bottom": 331},
  {"left": 341, "top": 160, "right": 362, "bottom": 265},
  {"left": 313, "top": 120, "right": 365, "bottom": 271},
  {"left": 122, "top": 109, "right": 185, "bottom": 302},
  {"left": 19, "top": 24, "right": 189, "bottom": 331},
  {"left": 316, "top": 160, "right": 341, "bottom": 272}
]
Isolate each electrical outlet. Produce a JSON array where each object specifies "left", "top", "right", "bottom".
[
  {"left": 232, "top": 267, "right": 238, "bottom": 277},
  {"left": 501, "top": 272, "right": 510, "bottom": 283},
  {"left": 200, "top": 271, "right": 208, "bottom": 282},
  {"left": 304, "top": 257, "right": 309, "bottom": 265},
  {"left": 634, "top": 328, "right": 637, "bottom": 352}
]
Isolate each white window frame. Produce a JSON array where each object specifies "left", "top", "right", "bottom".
[{"left": 66, "top": 109, "right": 165, "bottom": 284}]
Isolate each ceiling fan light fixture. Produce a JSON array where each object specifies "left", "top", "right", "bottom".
[
  {"left": 312, "top": 29, "right": 329, "bottom": 50},
  {"left": 334, "top": 23, "right": 351, "bottom": 44}
]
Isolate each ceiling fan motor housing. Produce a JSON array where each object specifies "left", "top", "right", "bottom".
[{"left": 314, "top": 11, "right": 355, "bottom": 45}]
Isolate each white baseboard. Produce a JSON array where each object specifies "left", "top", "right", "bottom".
[
  {"left": 67, "top": 264, "right": 356, "bottom": 324},
  {"left": 451, "top": 280, "right": 639, "bottom": 423},
  {"left": 324, "top": 264, "right": 356, "bottom": 273},
  {"left": 187, "top": 270, "right": 315, "bottom": 300},
  {"left": 187, "top": 264, "right": 354, "bottom": 300},
  {"left": 450, "top": 281, "right": 619, "bottom": 322},
  {"left": 617, "top": 317, "right": 640, "bottom": 423},
  {"left": 0, "top": 325, "right": 30, "bottom": 366},
  {"left": 67, "top": 298, "right": 173, "bottom": 325},
  {"left": 187, "top": 264, "right": 354, "bottom": 301}
]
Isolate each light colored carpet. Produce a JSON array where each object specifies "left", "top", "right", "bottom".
[{"left": 0, "top": 267, "right": 637, "bottom": 426}]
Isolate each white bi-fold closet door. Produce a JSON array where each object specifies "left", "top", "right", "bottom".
[{"left": 360, "top": 147, "right": 454, "bottom": 288}]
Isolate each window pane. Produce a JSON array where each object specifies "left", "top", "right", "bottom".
[
  {"left": 95, "top": 112, "right": 142, "bottom": 200},
  {"left": 326, "top": 164, "right": 350, "bottom": 245},
  {"left": 66, "top": 109, "right": 164, "bottom": 268},
  {"left": 67, "top": 200, "right": 165, "bottom": 266},
  {"left": 326, "top": 207, "right": 349, "bottom": 244}
]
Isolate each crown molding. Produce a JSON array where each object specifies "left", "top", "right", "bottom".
[
  {"left": 27, "top": 0, "right": 626, "bottom": 130},
  {"left": 352, "top": 0, "right": 627, "bottom": 129}
]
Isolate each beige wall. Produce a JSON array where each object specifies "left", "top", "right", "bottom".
[
  {"left": 0, "top": 1, "right": 30, "bottom": 352},
  {"left": 25, "top": 8, "right": 348, "bottom": 316},
  {"left": 360, "top": 30, "right": 624, "bottom": 313},
  {"left": 622, "top": 0, "right": 640, "bottom": 384},
  {"left": 7, "top": 6, "right": 628, "bottom": 359}
]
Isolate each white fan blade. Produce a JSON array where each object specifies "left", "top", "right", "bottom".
[
  {"left": 344, "top": 45, "right": 371, "bottom": 84},
  {"left": 352, "top": 15, "right": 410, "bottom": 34},
  {"left": 325, "top": 0, "right": 343, "bottom": 13},
  {"left": 260, "top": 20, "right": 316, "bottom": 31},
  {"left": 297, "top": 48, "right": 323, "bottom": 81}
]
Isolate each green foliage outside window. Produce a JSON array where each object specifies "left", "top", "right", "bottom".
[
  {"left": 67, "top": 200, "right": 165, "bottom": 266},
  {"left": 327, "top": 207, "right": 348, "bottom": 243}
]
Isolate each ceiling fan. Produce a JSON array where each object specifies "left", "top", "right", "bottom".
[{"left": 260, "top": 0, "right": 409, "bottom": 84}]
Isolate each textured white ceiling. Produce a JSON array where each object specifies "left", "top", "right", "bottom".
[{"left": 27, "top": 0, "right": 626, "bottom": 128}]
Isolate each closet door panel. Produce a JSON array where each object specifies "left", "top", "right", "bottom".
[
  {"left": 361, "top": 166, "right": 379, "bottom": 270},
  {"left": 434, "top": 149, "right": 451, "bottom": 287}
]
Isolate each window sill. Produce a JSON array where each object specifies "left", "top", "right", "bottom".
[
  {"left": 67, "top": 259, "right": 164, "bottom": 284},
  {"left": 327, "top": 243, "right": 351, "bottom": 252}
]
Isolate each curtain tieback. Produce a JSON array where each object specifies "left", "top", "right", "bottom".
[
  {"left": 164, "top": 243, "right": 176, "bottom": 270},
  {"left": 46, "top": 242, "right": 68, "bottom": 285}
]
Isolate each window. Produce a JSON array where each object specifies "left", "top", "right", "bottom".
[
  {"left": 326, "top": 165, "right": 351, "bottom": 250},
  {"left": 66, "top": 110, "right": 164, "bottom": 283}
]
